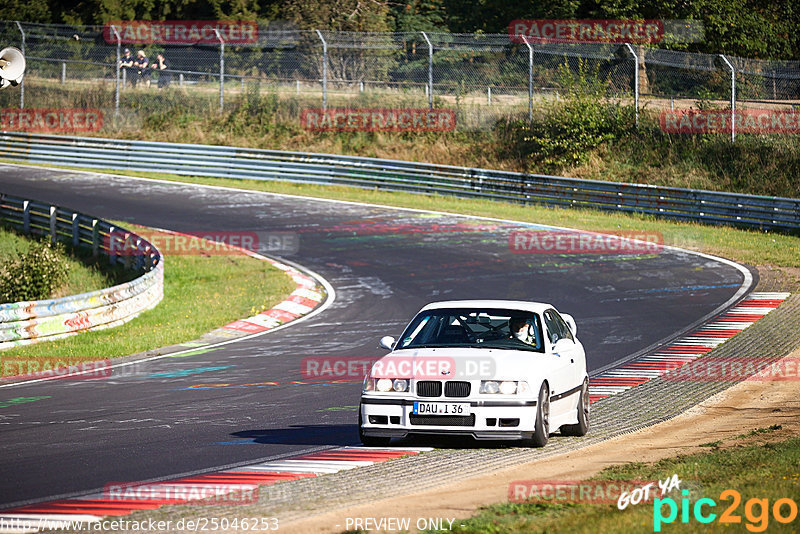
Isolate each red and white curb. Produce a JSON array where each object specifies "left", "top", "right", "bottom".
[
  {"left": 218, "top": 259, "right": 325, "bottom": 336},
  {"left": 0, "top": 447, "right": 432, "bottom": 533},
  {"left": 588, "top": 292, "right": 791, "bottom": 403},
  {"left": 144, "top": 226, "right": 327, "bottom": 338}
]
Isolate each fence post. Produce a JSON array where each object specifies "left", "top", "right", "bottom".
[
  {"left": 110, "top": 25, "right": 121, "bottom": 116},
  {"left": 14, "top": 22, "right": 25, "bottom": 109},
  {"left": 61, "top": 62, "right": 66, "bottom": 84},
  {"left": 421, "top": 32, "right": 433, "bottom": 110},
  {"left": 214, "top": 28, "right": 225, "bottom": 111},
  {"left": 623, "top": 43, "right": 638, "bottom": 129},
  {"left": 718, "top": 54, "right": 736, "bottom": 142},
  {"left": 315, "top": 30, "right": 327, "bottom": 110},
  {"left": 521, "top": 35, "right": 533, "bottom": 123}
]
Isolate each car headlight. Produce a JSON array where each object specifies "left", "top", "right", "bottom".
[
  {"left": 393, "top": 379, "right": 409, "bottom": 392},
  {"left": 480, "top": 380, "right": 529, "bottom": 395},
  {"left": 364, "top": 378, "right": 409, "bottom": 393},
  {"left": 480, "top": 380, "right": 500, "bottom": 394},
  {"left": 499, "top": 380, "right": 517, "bottom": 395}
]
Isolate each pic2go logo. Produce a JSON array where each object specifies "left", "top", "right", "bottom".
[{"left": 654, "top": 489, "right": 798, "bottom": 532}]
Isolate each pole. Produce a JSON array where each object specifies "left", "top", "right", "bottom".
[
  {"left": 623, "top": 43, "right": 638, "bottom": 128},
  {"left": 421, "top": 32, "right": 433, "bottom": 110},
  {"left": 718, "top": 54, "right": 736, "bottom": 142},
  {"left": 15, "top": 21, "right": 25, "bottom": 109},
  {"left": 315, "top": 30, "right": 327, "bottom": 110},
  {"left": 214, "top": 28, "right": 225, "bottom": 111},
  {"left": 111, "top": 25, "right": 121, "bottom": 116},
  {"left": 521, "top": 35, "right": 533, "bottom": 123}
]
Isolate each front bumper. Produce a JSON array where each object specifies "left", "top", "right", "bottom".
[{"left": 360, "top": 395, "right": 538, "bottom": 440}]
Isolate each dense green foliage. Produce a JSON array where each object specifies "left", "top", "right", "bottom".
[
  {"left": 1, "top": 0, "right": 798, "bottom": 60},
  {"left": 0, "top": 240, "right": 70, "bottom": 302}
]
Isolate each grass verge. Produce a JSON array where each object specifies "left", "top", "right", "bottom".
[
  {"left": 437, "top": 429, "right": 800, "bottom": 533},
  {"left": 0, "top": 225, "right": 296, "bottom": 362}
]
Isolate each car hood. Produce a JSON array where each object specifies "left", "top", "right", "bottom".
[{"left": 370, "top": 347, "right": 561, "bottom": 381}]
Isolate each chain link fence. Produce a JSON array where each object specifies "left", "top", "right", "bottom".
[{"left": 0, "top": 20, "right": 799, "bottom": 138}]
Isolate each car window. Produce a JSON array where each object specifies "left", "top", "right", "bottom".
[
  {"left": 397, "top": 308, "right": 545, "bottom": 352},
  {"left": 543, "top": 309, "right": 574, "bottom": 344},
  {"left": 552, "top": 310, "right": 574, "bottom": 341}
]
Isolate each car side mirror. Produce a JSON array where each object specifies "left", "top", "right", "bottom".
[
  {"left": 562, "top": 313, "right": 577, "bottom": 335},
  {"left": 379, "top": 336, "right": 396, "bottom": 351}
]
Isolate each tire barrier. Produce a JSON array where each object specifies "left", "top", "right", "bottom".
[{"left": 0, "top": 192, "right": 162, "bottom": 350}]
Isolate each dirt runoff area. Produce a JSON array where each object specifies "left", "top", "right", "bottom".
[{"left": 280, "top": 349, "right": 800, "bottom": 534}]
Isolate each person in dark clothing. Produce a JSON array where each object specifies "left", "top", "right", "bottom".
[
  {"left": 135, "top": 50, "right": 150, "bottom": 88},
  {"left": 153, "top": 52, "right": 171, "bottom": 89},
  {"left": 119, "top": 48, "right": 137, "bottom": 88}
]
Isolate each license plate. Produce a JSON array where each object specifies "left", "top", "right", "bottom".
[{"left": 412, "top": 402, "right": 469, "bottom": 415}]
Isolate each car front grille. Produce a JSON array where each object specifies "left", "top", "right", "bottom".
[
  {"left": 416, "top": 381, "right": 442, "bottom": 397},
  {"left": 409, "top": 414, "right": 476, "bottom": 426},
  {"left": 444, "top": 381, "right": 471, "bottom": 397}
]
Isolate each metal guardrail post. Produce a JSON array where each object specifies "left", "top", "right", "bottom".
[
  {"left": 315, "top": 30, "right": 328, "bottom": 110},
  {"left": 14, "top": 21, "right": 25, "bottom": 109},
  {"left": 71, "top": 212, "right": 80, "bottom": 247},
  {"left": 521, "top": 35, "right": 533, "bottom": 123},
  {"left": 214, "top": 28, "right": 225, "bottom": 111},
  {"left": 718, "top": 54, "right": 736, "bottom": 142},
  {"left": 108, "top": 225, "right": 116, "bottom": 265},
  {"left": 623, "top": 43, "right": 639, "bottom": 129},
  {"left": 92, "top": 219, "right": 99, "bottom": 257},
  {"left": 49, "top": 205, "right": 57, "bottom": 244},
  {"left": 22, "top": 200, "right": 30, "bottom": 234},
  {"left": 110, "top": 25, "right": 121, "bottom": 117},
  {"left": 421, "top": 32, "right": 433, "bottom": 110}
]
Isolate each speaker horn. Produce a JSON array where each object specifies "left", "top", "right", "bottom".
[{"left": 0, "top": 47, "right": 26, "bottom": 87}]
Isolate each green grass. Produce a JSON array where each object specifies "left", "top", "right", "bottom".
[
  {"left": 30, "top": 165, "right": 798, "bottom": 270},
  {"left": 0, "top": 225, "right": 133, "bottom": 301},
  {"left": 0, "top": 226, "right": 296, "bottom": 361},
  {"left": 439, "top": 435, "right": 800, "bottom": 533}
]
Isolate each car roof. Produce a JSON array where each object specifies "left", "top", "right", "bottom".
[{"left": 419, "top": 300, "right": 555, "bottom": 314}]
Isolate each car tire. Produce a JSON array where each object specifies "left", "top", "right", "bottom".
[
  {"left": 526, "top": 382, "right": 550, "bottom": 447},
  {"left": 561, "top": 378, "right": 590, "bottom": 437},
  {"left": 358, "top": 408, "right": 392, "bottom": 447}
]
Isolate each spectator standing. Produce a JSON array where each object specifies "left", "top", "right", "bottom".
[
  {"left": 119, "top": 48, "right": 137, "bottom": 88},
  {"left": 135, "top": 50, "right": 151, "bottom": 88},
  {"left": 153, "top": 52, "right": 171, "bottom": 90}
]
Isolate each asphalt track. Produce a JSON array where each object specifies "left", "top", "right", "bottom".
[{"left": 0, "top": 164, "right": 752, "bottom": 508}]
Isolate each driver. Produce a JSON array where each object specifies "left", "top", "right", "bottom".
[{"left": 510, "top": 317, "right": 533, "bottom": 345}]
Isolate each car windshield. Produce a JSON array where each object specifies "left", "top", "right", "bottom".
[{"left": 397, "top": 308, "right": 544, "bottom": 352}]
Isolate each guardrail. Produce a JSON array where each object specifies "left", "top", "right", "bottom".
[
  {"left": 1, "top": 132, "right": 798, "bottom": 231},
  {"left": 0, "top": 192, "right": 163, "bottom": 350}
]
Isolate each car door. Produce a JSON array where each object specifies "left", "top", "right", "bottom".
[{"left": 542, "top": 309, "right": 580, "bottom": 417}]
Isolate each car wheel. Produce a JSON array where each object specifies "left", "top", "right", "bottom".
[
  {"left": 561, "top": 378, "right": 590, "bottom": 437},
  {"left": 358, "top": 407, "right": 392, "bottom": 447},
  {"left": 526, "top": 382, "right": 550, "bottom": 447}
]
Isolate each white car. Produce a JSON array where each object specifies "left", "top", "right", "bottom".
[{"left": 359, "top": 300, "right": 589, "bottom": 447}]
